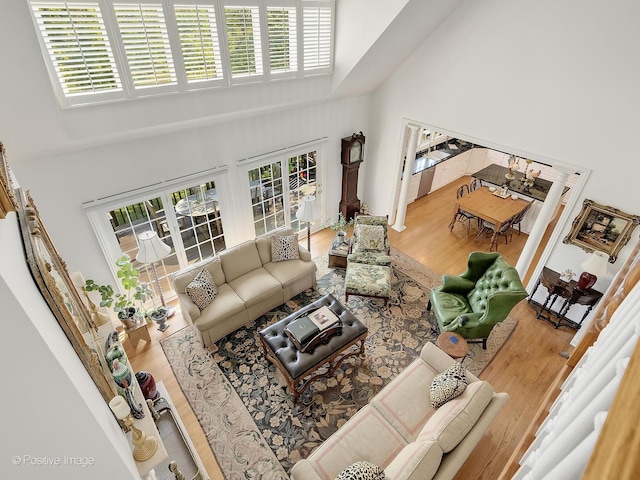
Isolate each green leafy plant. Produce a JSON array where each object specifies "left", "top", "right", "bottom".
[
  {"left": 323, "top": 212, "right": 354, "bottom": 233},
  {"left": 85, "top": 255, "right": 153, "bottom": 319}
]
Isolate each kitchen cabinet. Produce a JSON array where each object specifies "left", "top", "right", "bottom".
[
  {"left": 430, "top": 151, "right": 471, "bottom": 193},
  {"left": 466, "top": 148, "right": 491, "bottom": 175},
  {"left": 407, "top": 172, "right": 421, "bottom": 203}
]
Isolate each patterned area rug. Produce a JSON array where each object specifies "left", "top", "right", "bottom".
[{"left": 160, "top": 249, "right": 517, "bottom": 479}]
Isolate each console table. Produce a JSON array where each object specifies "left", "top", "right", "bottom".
[{"left": 528, "top": 266, "right": 603, "bottom": 329}]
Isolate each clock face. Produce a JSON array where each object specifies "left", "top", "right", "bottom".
[{"left": 350, "top": 141, "right": 362, "bottom": 163}]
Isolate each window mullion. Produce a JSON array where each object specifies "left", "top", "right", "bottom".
[
  {"left": 100, "top": 0, "right": 135, "bottom": 98},
  {"left": 163, "top": 0, "right": 188, "bottom": 90},
  {"left": 258, "top": 0, "right": 270, "bottom": 80}
]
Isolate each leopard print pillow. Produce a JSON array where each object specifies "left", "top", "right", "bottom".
[
  {"left": 271, "top": 234, "right": 300, "bottom": 262},
  {"left": 335, "top": 461, "right": 386, "bottom": 480},
  {"left": 429, "top": 362, "right": 468, "bottom": 409},
  {"left": 185, "top": 269, "right": 218, "bottom": 310}
]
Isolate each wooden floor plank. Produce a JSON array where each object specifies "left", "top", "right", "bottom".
[{"left": 125, "top": 176, "right": 574, "bottom": 479}]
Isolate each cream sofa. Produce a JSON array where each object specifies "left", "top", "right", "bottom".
[
  {"left": 170, "top": 229, "right": 317, "bottom": 346},
  {"left": 291, "top": 342, "right": 509, "bottom": 480}
]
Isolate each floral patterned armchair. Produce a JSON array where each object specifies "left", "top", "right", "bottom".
[{"left": 345, "top": 215, "right": 392, "bottom": 304}]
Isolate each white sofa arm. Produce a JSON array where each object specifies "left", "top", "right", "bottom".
[
  {"left": 176, "top": 291, "right": 201, "bottom": 323},
  {"left": 298, "top": 244, "right": 312, "bottom": 262},
  {"left": 290, "top": 459, "right": 323, "bottom": 480},
  {"left": 420, "top": 342, "right": 480, "bottom": 383}
]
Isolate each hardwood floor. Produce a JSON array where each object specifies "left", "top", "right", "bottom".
[{"left": 125, "top": 176, "right": 575, "bottom": 479}]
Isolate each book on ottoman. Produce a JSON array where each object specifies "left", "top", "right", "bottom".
[
  {"left": 285, "top": 316, "right": 319, "bottom": 350},
  {"left": 309, "top": 305, "right": 340, "bottom": 331}
]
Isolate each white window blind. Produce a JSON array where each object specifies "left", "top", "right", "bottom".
[
  {"left": 224, "top": 5, "right": 263, "bottom": 78},
  {"left": 303, "top": 3, "right": 331, "bottom": 71},
  {"left": 267, "top": 6, "right": 296, "bottom": 74},
  {"left": 114, "top": 3, "right": 177, "bottom": 88},
  {"left": 30, "top": 2, "right": 122, "bottom": 96},
  {"left": 174, "top": 4, "right": 224, "bottom": 82}
]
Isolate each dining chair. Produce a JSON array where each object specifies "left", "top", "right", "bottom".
[
  {"left": 449, "top": 185, "right": 477, "bottom": 235},
  {"left": 469, "top": 178, "right": 482, "bottom": 191},
  {"left": 511, "top": 201, "right": 534, "bottom": 235},
  {"left": 474, "top": 216, "right": 516, "bottom": 251}
]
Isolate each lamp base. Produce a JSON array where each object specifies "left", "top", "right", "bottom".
[{"left": 577, "top": 271, "right": 597, "bottom": 291}]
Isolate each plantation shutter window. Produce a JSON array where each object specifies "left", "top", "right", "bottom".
[
  {"left": 266, "top": 5, "right": 297, "bottom": 75},
  {"left": 223, "top": 5, "right": 263, "bottom": 78},
  {"left": 113, "top": 3, "right": 177, "bottom": 88},
  {"left": 30, "top": 2, "right": 122, "bottom": 101},
  {"left": 29, "top": 0, "right": 334, "bottom": 106},
  {"left": 302, "top": 2, "right": 331, "bottom": 72},
  {"left": 174, "top": 4, "right": 224, "bottom": 82}
]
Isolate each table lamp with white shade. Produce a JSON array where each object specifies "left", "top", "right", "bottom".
[
  {"left": 296, "top": 195, "right": 320, "bottom": 254},
  {"left": 136, "top": 230, "right": 174, "bottom": 329},
  {"left": 578, "top": 251, "right": 609, "bottom": 291}
]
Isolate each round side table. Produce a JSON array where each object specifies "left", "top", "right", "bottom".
[{"left": 436, "top": 332, "right": 469, "bottom": 361}]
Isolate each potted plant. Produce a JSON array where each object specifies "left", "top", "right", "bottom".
[
  {"left": 146, "top": 306, "right": 169, "bottom": 331},
  {"left": 85, "top": 255, "right": 154, "bottom": 328},
  {"left": 324, "top": 212, "right": 354, "bottom": 241}
]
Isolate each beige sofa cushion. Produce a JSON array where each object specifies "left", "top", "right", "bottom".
[
  {"left": 303, "top": 405, "right": 407, "bottom": 480},
  {"left": 370, "top": 359, "right": 437, "bottom": 442},
  {"left": 417, "top": 380, "right": 494, "bottom": 453},
  {"left": 194, "top": 283, "right": 246, "bottom": 332},
  {"left": 384, "top": 441, "right": 442, "bottom": 480},
  {"left": 227, "top": 268, "right": 283, "bottom": 308},
  {"left": 171, "top": 256, "right": 225, "bottom": 293},
  {"left": 219, "top": 240, "right": 263, "bottom": 282}
]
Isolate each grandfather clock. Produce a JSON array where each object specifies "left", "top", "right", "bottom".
[{"left": 339, "top": 132, "right": 365, "bottom": 220}]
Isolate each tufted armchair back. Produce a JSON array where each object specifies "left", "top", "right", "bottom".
[{"left": 428, "top": 251, "right": 527, "bottom": 348}]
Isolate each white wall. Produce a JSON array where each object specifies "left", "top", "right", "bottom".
[
  {"left": 0, "top": 212, "right": 137, "bottom": 480},
  {"left": 366, "top": 0, "right": 640, "bottom": 282},
  {"left": 10, "top": 96, "right": 370, "bottom": 283}
]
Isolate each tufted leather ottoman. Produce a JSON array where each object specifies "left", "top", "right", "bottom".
[{"left": 258, "top": 294, "right": 368, "bottom": 401}]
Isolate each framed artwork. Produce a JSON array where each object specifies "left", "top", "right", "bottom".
[{"left": 563, "top": 199, "right": 640, "bottom": 263}]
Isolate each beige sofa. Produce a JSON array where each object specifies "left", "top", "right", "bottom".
[
  {"left": 170, "top": 229, "right": 317, "bottom": 346},
  {"left": 291, "top": 342, "right": 508, "bottom": 480}
]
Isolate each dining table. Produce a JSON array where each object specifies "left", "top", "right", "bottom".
[{"left": 452, "top": 186, "right": 531, "bottom": 250}]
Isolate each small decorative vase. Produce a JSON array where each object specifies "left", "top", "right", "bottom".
[
  {"left": 135, "top": 371, "right": 158, "bottom": 400},
  {"left": 577, "top": 272, "right": 597, "bottom": 291}
]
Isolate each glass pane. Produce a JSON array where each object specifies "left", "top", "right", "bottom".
[
  {"left": 107, "top": 196, "right": 178, "bottom": 305},
  {"left": 249, "top": 161, "right": 285, "bottom": 237},
  {"left": 170, "top": 180, "right": 226, "bottom": 266}
]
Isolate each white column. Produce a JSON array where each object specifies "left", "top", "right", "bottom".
[
  {"left": 516, "top": 168, "right": 571, "bottom": 277},
  {"left": 392, "top": 124, "right": 420, "bottom": 232}
]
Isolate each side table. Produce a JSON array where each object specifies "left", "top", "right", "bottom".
[
  {"left": 328, "top": 233, "right": 349, "bottom": 268},
  {"left": 125, "top": 319, "right": 151, "bottom": 349},
  {"left": 528, "top": 266, "right": 603, "bottom": 329},
  {"left": 436, "top": 332, "right": 469, "bottom": 361}
]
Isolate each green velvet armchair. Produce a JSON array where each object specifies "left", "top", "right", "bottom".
[{"left": 427, "top": 252, "right": 527, "bottom": 349}]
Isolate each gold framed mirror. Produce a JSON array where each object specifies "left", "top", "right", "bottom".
[
  {"left": 15, "top": 187, "right": 117, "bottom": 403},
  {"left": 0, "top": 142, "right": 18, "bottom": 218}
]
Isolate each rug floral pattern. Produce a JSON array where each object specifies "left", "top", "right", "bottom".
[{"left": 160, "top": 249, "right": 516, "bottom": 478}]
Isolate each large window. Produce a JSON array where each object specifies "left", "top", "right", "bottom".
[
  {"left": 87, "top": 175, "right": 228, "bottom": 301},
  {"left": 28, "top": 0, "right": 334, "bottom": 107}
]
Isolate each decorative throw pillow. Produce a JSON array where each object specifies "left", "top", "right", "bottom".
[
  {"left": 429, "top": 362, "right": 468, "bottom": 409},
  {"left": 335, "top": 461, "right": 386, "bottom": 480},
  {"left": 356, "top": 224, "right": 385, "bottom": 251},
  {"left": 185, "top": 269, "right": 218, "bottom": 310},
  {"left": 271, "top": 234, "right": 300, "bottom": 262}
]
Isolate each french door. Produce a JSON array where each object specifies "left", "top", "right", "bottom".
[{"left": 247, "top": 149, "right": 318, "bottom": 237}]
